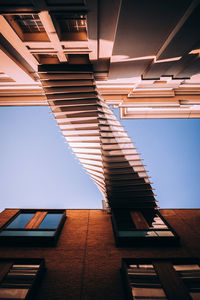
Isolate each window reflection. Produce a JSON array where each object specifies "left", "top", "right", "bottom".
[
  {"left": 38, "top": 213, "right": 63, "bottom": 229},
  {"left": 7, "top": 213, "right": 35, "bottom": 229}
]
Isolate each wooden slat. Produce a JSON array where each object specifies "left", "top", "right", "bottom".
[
  {"left": 42, "top": 80, "right": 94, "bottom": 87},
  {"left": 0, "top": 262, "right": 12, "bottom": 282},
  {"left": 25, "top": 211, "right": 47, "bottom": 229},
  {"left": 130, "top": 211, "right": 150, "bottom": 229},
  {"left": 44, "top": 86, "right": 95, "bottom": 94},
  {"left": 39, "top": 73, "right": 93, "bottom": 80},
  {"left": 46, "top": 92, "right": 97, "bottom": 100}
]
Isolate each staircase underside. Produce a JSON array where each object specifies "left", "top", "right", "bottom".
[{"left": 38, "top": 64, "right": 157, "bottom": 209}]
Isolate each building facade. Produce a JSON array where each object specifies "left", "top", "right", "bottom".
[
  {"left": 0, "top": 208, "right": 200, "bottom": 300},
  {"left": 0, "top": 2, "right": 200, "bottom": 299},
  {"left": 0, "top": 0, "right": 200, "bottom": 118}
]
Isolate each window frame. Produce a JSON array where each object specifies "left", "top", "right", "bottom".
[
  {"left": 121, "top": 257, "right": 200, "bottom": 300},
  {"left": 111, "top": 209, "right": 179, "bottom": 247},
  {"left": 0, "top": 257, "right": 45, "bottom": 300},
  {"left": 0, "top": 209, "right": 66, "bottom": 246},
  {"left": 4, "top": 14, "right": 50, "bottom": 42},
  {"left": 53, "top": 13, "right": 88, "bottom": 41}
]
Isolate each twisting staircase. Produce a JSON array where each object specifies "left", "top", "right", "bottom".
[{"left": 38, "top": 64, "right": 156, "bottom": 209}]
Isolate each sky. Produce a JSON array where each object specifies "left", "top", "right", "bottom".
[{"left": 0, "top": 106, "right": 200, "bottom": 211}]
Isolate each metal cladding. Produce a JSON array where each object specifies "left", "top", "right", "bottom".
[{"left": 38, "top": 64, "right": 157, "bottom": 209}]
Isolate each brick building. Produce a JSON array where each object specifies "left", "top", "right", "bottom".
[
  {"left": 0, "top": 208, "right": 200, "bottom": 300},
  {"left": 0, "top": 1, "right": 200, "bottom": 299}
]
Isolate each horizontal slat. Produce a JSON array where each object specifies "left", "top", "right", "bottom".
[
  {"left": 39, "top": 73, "right": 93, "bottom": 80},
  {"left": 44, "top": 86, "right": 95, "bottom": 94},
  {"left": 42, "top": 80, "right": 94, "bottom": 87},
  {"left": 46, "top": 92, "right": 98, "bottom": 100}
]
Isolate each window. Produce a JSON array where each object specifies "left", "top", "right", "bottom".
[
  {"left": 54, "top": 13, "right": 87, "bottom": 41},
  {"left": 0, "top": 209, "right": 66, "bottom": 246},
  {"left": 14, "top": 15, "right": 45, "bottom": 33},
  {"left": 121, "top": 258, "right": 200, "bottom": 300},
  {"left": 5, "top": 14, "right": 49, "bottom": 42},
  {"left": 0, "top": 258, "right": 45, "bottom": 300},
  {"left": 111, "top": 209, "right": 179, "bottom": 246},
  {"left": 58, "top": 14, "right": 87, "bottom": 33}
]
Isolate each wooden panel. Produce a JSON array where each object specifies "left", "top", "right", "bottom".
[
  {"left": 130, "top": 211, "right": 150, "bottom": 229},
  {"left": 25, "top": 211, "right": 47, "bottom": 229},
  {"left": 0, "top": 209, "right": 19, "bottom": 228},
  {"left": 0, "top": 262, "right": 12, "bottom": 282},
  {"left": 154, "top": 261, "right": 192, "bottom": 300}
]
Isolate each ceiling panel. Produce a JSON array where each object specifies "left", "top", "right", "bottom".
[
  {"left": 112, "top": 0, "right": 192, "bottom": 59},
  {"left": 109, "top": 59, "right": 153, "bottom": 79},
  {"left": 158, "top": 4, "right": 200, "bottom": 60}
]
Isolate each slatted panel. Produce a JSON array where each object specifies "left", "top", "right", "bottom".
[
  {"left": 38, "top": 64, "right": 157, "bottom": 209},
  {"left": 0, "top": 262, "right": 12, "bottom": 283}
]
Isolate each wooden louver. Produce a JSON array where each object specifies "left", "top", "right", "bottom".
[{"left": 38, "top": 64, "right": 157, "bottom": 209}]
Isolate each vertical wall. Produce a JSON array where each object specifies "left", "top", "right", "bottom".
[{"left": 0, "top": 209, "right": 199, "bottom": 300}]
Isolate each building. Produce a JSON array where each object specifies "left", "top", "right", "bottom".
[
  {"left": 0, "top": 1, "right": 200, "bottom": 299},
  {"left": 0, "top": 208, "right": 200, "bottom": 300},
  {"left": 0, "top": 0, "right": 200, "bottom": 117},
  {"left": 1, "top": 0, "right": 200, "bottom": 205},
  {"left": 0, "top": 0, "right": 200, "bottom": 205}
]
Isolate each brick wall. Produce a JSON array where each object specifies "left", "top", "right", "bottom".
[{"left": 0, "top": 209, "right": 199, "bottom": 300}]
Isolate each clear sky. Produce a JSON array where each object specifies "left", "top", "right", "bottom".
[{"left": 0, "top": 106, "right": 200, "bottom": 211}]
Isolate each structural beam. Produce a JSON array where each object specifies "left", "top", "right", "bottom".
[
  {"left": 39, "top": 11, "right": 67, "bottom": 63},
  {"left": 0, "top": 16, "right": 38, "bottom": 72}
]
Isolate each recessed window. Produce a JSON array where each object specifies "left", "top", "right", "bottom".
[
  {"left": 0, "top": 258, "right": 45, "bottom": 300},
  {"left": 54, "top": 13, "right": 87, "bottom": 41},
  {"left": 111, "top": 209, "right": 179, "bottom": 246},
  {"left": 121, "top": 258, "right": 200, "bottom": 300},
  {"left": 0, "top": 209, "right": 66, "bottom": 246},
  {"left": 14, "top": 15, "right": 45, "bottom": 33},
  {"left": 5, "top": 14, "right": 49, "bottom": 41},
  {"left": 59, "top": 14, "right": 87, "bottom": 33}
]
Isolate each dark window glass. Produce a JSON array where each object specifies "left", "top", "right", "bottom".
[
  {"left": 38, "top": 213, "right": 63, "bottom": 229},
  {"left": 0, "top": 230, "right": 54, "bottom": 237},
  {"left": 7, "top": 213, "right": 35, "bottom": 229},
  {"left": 14, "top": 14, "right": 45, "bottom": 33}
]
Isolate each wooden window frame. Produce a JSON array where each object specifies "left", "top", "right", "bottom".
[
  {"left": 111, "top": 209, "right": 179, "bottom": 247},
  {"left": 0, "top": 209, "right": 66, "bottom": 246},
  {"left": 121, "top": 257, "right": 200, "bottom": 300},
  {"left": 0, "top": 257, "right": 45, "bottom": 300}
]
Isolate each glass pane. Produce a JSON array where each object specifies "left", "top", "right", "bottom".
[
  {"left": 38, "top": 213, "right": 63, "bottom": 229},
  {"left": 119, "top": 230, "right": 157, "bottom": 237},
  {"left": 7, "top": 213, "right": 35, "bottom": 229},
  {"left": 0, "top": 230, "right": 54, "bottom": 237}
]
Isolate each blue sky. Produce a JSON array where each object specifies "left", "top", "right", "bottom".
[{"left": 0, "top": 106, "right": 200, "bottom": 211}]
